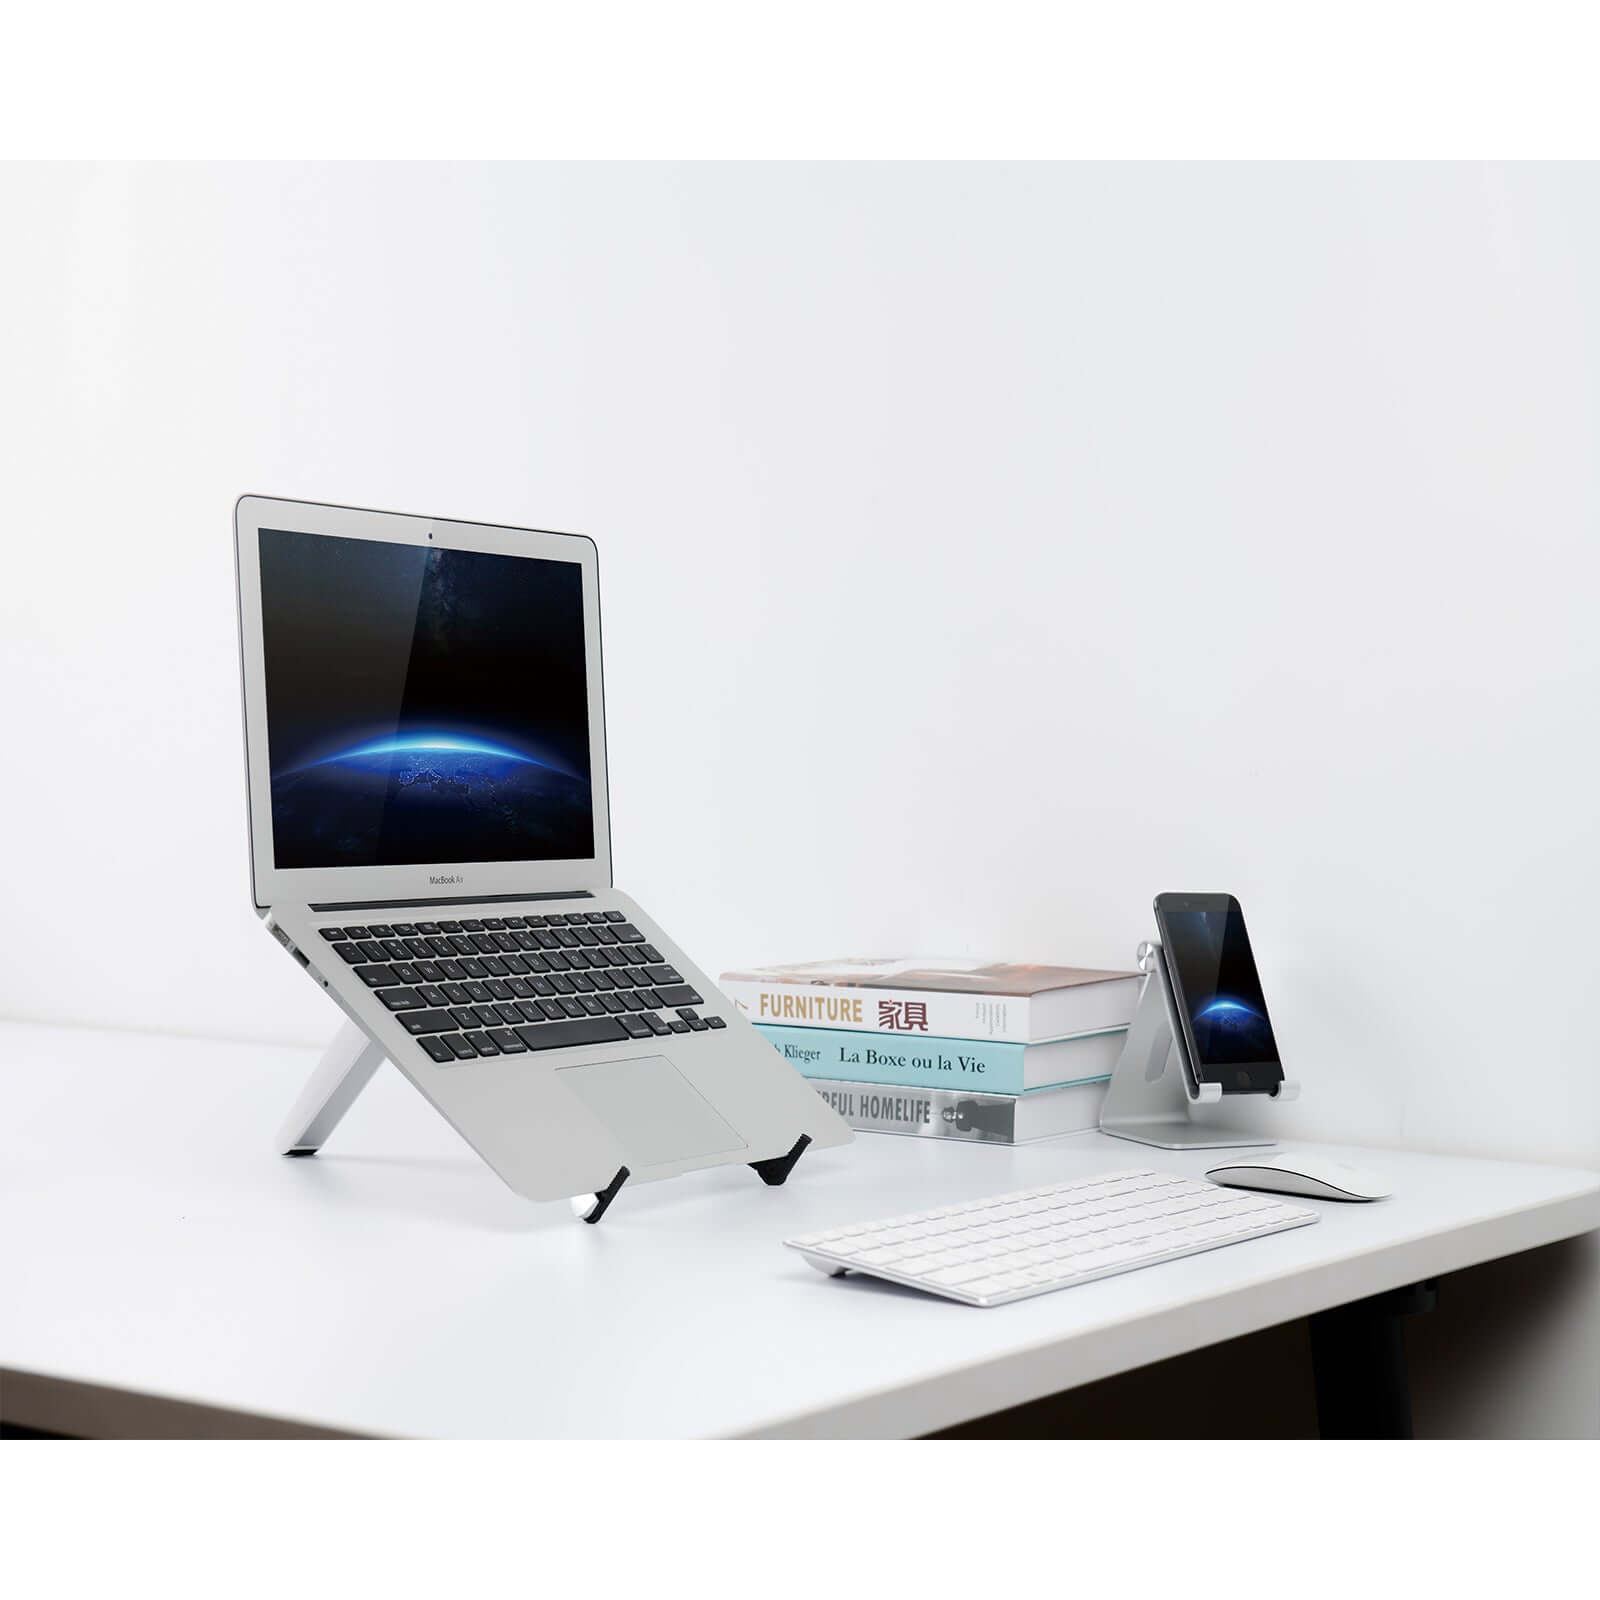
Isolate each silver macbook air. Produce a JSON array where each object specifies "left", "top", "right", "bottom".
[{"left": 235, "top": 496, "right": 849, "bottom": 1218}]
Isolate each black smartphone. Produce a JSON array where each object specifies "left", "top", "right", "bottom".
[{"left": 1152, "top": 893, "right": 1285, "bottom": 1095}]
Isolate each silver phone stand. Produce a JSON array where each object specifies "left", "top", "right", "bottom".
[{"left": 1099, "top": 940, "right": 1298, "bottom": 1150}]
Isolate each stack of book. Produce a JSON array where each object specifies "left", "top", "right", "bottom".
[{"left": 719, "top": 957, "right": 1141, "bottom": 1144}]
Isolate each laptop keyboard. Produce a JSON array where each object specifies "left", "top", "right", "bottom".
[{"left": 317, "top": 911, "right": 725, "bottom": 1064}]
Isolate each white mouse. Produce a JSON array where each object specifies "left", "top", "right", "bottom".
[{"left": 1205, "top": 1151, "right": 1391, "bottom": 1202}]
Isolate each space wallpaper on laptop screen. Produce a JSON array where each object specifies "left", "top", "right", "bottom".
[{"left": 258, "top": 527, "right": 596, "bottom": 870}]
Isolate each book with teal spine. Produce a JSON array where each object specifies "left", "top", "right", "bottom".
[{"left": 754, "top": 1022, "right": 1124, "bottom": 1096}]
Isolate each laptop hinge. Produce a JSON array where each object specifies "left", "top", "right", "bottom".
[{"left": 308, "top": 890, "right": 595, "bottom": 912}]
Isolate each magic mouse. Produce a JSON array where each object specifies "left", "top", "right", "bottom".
[{"left": 1205, "top": 1152, "right": 1391, "bottom": 1202}]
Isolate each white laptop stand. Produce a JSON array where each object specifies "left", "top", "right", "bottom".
[
  {"left": 280, "top": 1019, "right": 816, "bottom": 1224},
  {"left": 1099, "top": 941, "right": 1298, "bottom": 1151}
]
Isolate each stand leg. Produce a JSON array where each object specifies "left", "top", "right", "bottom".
[
  {"left": 570, "top": 1166, "right": 631, "bottom": 1224},
  {"left": 279, "top": 1021, "right": 387, "bottom": 1156},
  {"left": 1310, "top": 1280, "right": 1438, "bottom": 1438},
  {"left": 749, "top": 1134, "right": 811, "bottom": 1187}
]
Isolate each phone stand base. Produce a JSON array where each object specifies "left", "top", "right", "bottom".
[{"left": 1099, "top": 941, "right": 1295, "bottom": 1152}]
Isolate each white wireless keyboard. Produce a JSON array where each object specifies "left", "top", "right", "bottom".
[{"left": 785, "top": 1167, "right": 1318, "bottom": 1306}]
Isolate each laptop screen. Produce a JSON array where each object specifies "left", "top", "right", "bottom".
[{"left": 257, "top": 527, "right": 596, "bottom": 870}]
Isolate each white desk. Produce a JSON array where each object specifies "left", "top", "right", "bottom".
[{"left": 3, "top": 1021, "right": 1597, "bottom": 1438}]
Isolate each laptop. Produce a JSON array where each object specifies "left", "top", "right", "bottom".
[{"left": 235, "top": 496, "right": 849, "bottom": 1213}]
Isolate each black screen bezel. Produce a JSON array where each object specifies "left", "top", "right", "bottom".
[{"left": 1153, "top": 892, "right": 1285, "bottom": 1095}]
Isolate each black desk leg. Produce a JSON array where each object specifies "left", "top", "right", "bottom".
[{"left": 1309, "top": 1280, "right": 1438, "bottom": 1438}]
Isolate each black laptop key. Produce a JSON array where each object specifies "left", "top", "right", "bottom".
[
  {"left": 445, "top": 1033, "right": 480, "bottom": 1059},
  {"left": 405, "top": 939, "right": 432, "bottom": 960},
  {"left": 620, "top": 968, "right": 648, "bottom": 987},
  {"left": 418, "top": 986, "right": 448, "bottom": 1007},
  {"left": 639, "top": 945, "right": 663, "bottom": 965},
  {"left": 705, "top": 1016, "right": 726, "bottom": 1029},
  {"left": 588, "top": 971, "right": 615, "bottom": 991},
  {"left": 514, "top": 1016, "right": 628, "bottom": 1052},
  {"left": 516, "top": 1001, "right": 543, "bottom": 1023},
  {"left": 656, "top": 985, "right": 704, "bottom": 1009},
  {"left": 618, "top": 1014, "right": 652, "bottom": 1039},
  {"left": 416, "top": 962, "right": 444, "bottom": 983},
  {"left": 471, "top": 934, "right": 496, "bottom": 954},
  {"left": 513, "top": 931, "right": 538, "bottom": 950},
  {"left": 357, "top": 964, "right": 398, "bottom": 987},
  {"left": 533, "top": 930, "right": 560, "bottom": 949},
  {"left": 551, "top": 928, "right": 580, "bottom": 948},
  {"left": 439, "top": 921, "right": 463, "bottom": 934},
  {"left": 378, "top": 987, "right": 425, "bottom": 1010},
  {"left": 420, "top": 1035, "right": 455, "bottom": 1064},
  {"left": 427, "top": 937, "right": 455, "bottom": 958},
  {"left": 482, "top": 918, "right": 506, "bottom": 930},
  {"left": 668, "top": 1019, "right": 691, "bottom": 1034},
  {"left": 579, "top": 996, "right": 605, "bottom": 1016},
  {"left": 491, "top": 1027, "right": 526, "bottom": 1053},
  {"left": 643, "top": 966, "right": 682, "bottom": 986},
  {"left": 343, "top": 927, "right": 372, "bottom": 940},
  {"left": 461, "top": 920, "right": 485, "bottom": 933},
  {"left": 377, "top": 940, "right": 409, "bottom": 962},
  {"left": 481, "top": 957, "right": 509, "bottom": 977},
  {"left": 441, "top": 983, "right": 471, "bottom": 1005},
  {"left": 537, "top": 998, "right": 565, "bottom": 1021},
  {"left": 544, "top": 952, "right": 572, "bottom": 973},
  {"left": 391, "top": 964, "right": 422, "bottom": 986},
  {"left": 495, "top": 1003, "right": 524, "bottom": 1026},
  {"left": 474, "top": 1005, "right": 502, "bottom": 1029},
  {"left": 506, "top": 978, "right": 533, "bottom": 998},
  {"left": 547, "top": 974, "right": 575, "bottom": 995},
  {"left": 616, "top": 990, "right": 644, "bottom": 1011},
  {"left": 593, "top": 926, "right": 619, "bottom": 945},
  {"left": 501, "top": 954, "right": 529, "bottom": 975},
  {"left": 599, "top": 993, "right": 626, "bottom": 1013},
  {"left": 569, "top": 973, "right": 596, "bottom": 993},
  {"left": 615, "top": 923, "right": 645, "bottom": 943},
  {"left": 449, "top": 1008, "right": 480, "bottom": 1030},
  {"left": 460, "top": 959, "right": 488, "bottom": 978},
  {"left": 393, "top": 924, "right": 419, "bottom": 937},
  {"left": 417, "top": 922, "right": 441, "bottom": 935},
  {"left": 526, "top": 915, "right": 550, "bottom": 928},
  {"left": 642, "top": 1013, "right": 671, "bottom": 1036},
  {"left": 469, "top": 1031, "right": 501, "bottom": 1056},
  {"left": 684, "top": 1014, "right": 708, "bottom": 1032},
  {"left": 485, "top": 979, "right": 512, "bottom": 999},
  {"left": 463, "top": 981, "right": 491, "bottom": 1003},
  {"left": 522, "top": 953, "right": 549, "bottom": 972},
  {"left": 558, "top": 997, "right": 586, "bottom": 1018},
  {"left": 437, "top": 960, "right": 467, "bottom": 980},
  {"left": 493, "top": 933, "right": 518, "bottom": 952},
  {"left": 528, "top": 977, "right": 555, "bottom": 997},
  {"left": 320, "top": 927, "right": 348, "bottom": 941},
  {"left": 400, "top": 1009, "right": 455, "bottom": 1035},
  {"left": 636, "top": 988, "right": 663, "bottom": 1009},
  {"left": 368, "top": 925, "right": 395, "bottom": 939},
  {"left": 337, "top": 944, "right": 367, "bottom": 964},
  {"left": 450, "top": 936, "right": 476, "bottom": 956},
  {"left": 603, "top": 909, "right": 626, "bottom": 922}
]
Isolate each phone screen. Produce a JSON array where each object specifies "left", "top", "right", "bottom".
[{"left": 1155, "top": 894, "right": 1284, "bottom": 1093}]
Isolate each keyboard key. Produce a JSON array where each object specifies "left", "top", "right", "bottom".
[
  {"left": 558, "top": 997, "right": 586, "bottom": 1018},
  {"left": 463, "top": 982, "right": 491, "bottom": 1003},
  {"left": 356, "top": 965, "right": 398, "bottom": 987},
  {"left": 638, "top": 945, "right": 663, "bottom": 964},
  {"left": 445, "top": 1034, "right": 480, "bottom": 1059},
  {"left": 636, "top": 988, "right": 663, "bottom": 1008},
  {"left": 547, "top": 975, "right": 575, "bottom": 995},
  {"left": 418, "top": 986, "right": 448, "bottom": 1006},
  {"left": 461, "top": 920, "right": 485, "bottom": 933},
  {"left": 439, "top": 921, "right": 463, "bottom": 934},
  {"left": 417, "top": 922, "right": 441, "bottom": 935},
  {"left": 337, "top": 944, "right": 367, "bottom": 964},
  {"left": 537, "top": 999, "right": 565, "bottom": 1021},
  {"left": 668, "top": 1020, "right": 690, "bottom": 1033},
  {"left": 705, "top": 1016, "right": 726, "bottom": 1029},
  {"left": 378, "top": 988, "right": 425, "bottom": 1011},
  {"left": 400, "top": 1010, "right": 455, "bottom": 1035},
  {"left": 642, "top": 1013, "right": 671, "bottom": 1035},
  {"left": 494, "top": 1003, "right": 524, "bottom": 1026},
  {"left": 449, "top": 1008, "right": 480, "bottom": 1029},
  {"left": 343, "top": 927, "right": 371, "bottom": 940},
  {"left": 599, "top": 993, "right": 626, "bottom": 1013},
  {"left": 579, "top": 996, "right": 606, "bottom": 1016},
  {"left": 416, "top": 962, "right": 444, "bottom": 982},
  {"left": 484, "top": 979, "right": 513, "bottom": 999},
  {"left": 320, "top": 927, "right": 349, "bottom": 941},
  {"left": 469, "top": 1031, "right": 501, "bottom": 1056},
  {"left": 393, "top": 924, "right": 419, "bottom": 937},
  {"left": 618, "top": 1014, "right": 652, "bottom": 1039},
  {"left": 657, "top": 985, "right": 704, "bottom": 1009},
  {"left": 513, "top": 1016, "right": 629, "bottom": 1052},
  {"left": 683, "top": 1014, "right": 708, "bottom": 1032},
  {"left": 619, "top": 991, "right": 648, "bottom": 1011},
  {"left": 603, "top": 910, "right": 627, "bottom": 921},
  {"left": 391, "top": 963, "right": 422, "bottom": 985},
  {"left": 473, "top": 1005, "right": 501, "bottom": 1029},
  {"left": 368, "top": 925, "right": 395, "bottom": 939},
  {"left": 643, "top": 965, "right": 682, "bottom": 986},
  {"left": 491, "top": 1028, "right": 527, "bottom": 1053},
  {"left": 615, "top": 924, "right": 645, "bottom": 943},
  {"left": 420, "top": 1036, "right": 455, "bottom": 1064},
  {"left": 483, "top": 918, "right": 506, "bottom": 930}
]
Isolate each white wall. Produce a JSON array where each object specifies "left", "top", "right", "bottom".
[{"left": 3, "top": 163, "right": 1596, "bottom": 1167}]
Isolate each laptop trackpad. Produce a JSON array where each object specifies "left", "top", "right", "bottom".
[{"left": 558, "top": 1056, "right": 745, "bottom": 1168}]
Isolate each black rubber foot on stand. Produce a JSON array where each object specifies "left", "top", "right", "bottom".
[
  {"left": 749, "top": 1134, "right": 811, "bottom": 1187},
  {"left": 580, "top": 1165, "right": 631, "bottom": 1224}
]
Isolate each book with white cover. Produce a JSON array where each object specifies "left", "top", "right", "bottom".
[
  {"left": 721, "top": 957, "right": 1139, "bottom": 1044},
  {"left": 808, "top": 1076, "right": 1108, "bottom": 1144}
]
